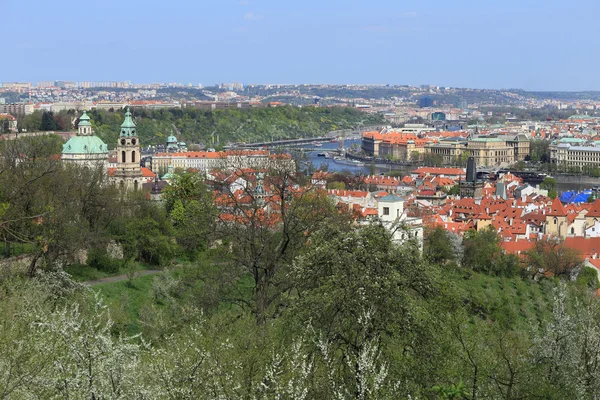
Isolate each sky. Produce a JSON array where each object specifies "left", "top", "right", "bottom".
[{"left": 3, "top": 0, "right": 599, "bottom": 91}]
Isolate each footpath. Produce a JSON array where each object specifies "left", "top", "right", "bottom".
[{"left": 85, "top": 269, "right": 162, "bottom": 286}]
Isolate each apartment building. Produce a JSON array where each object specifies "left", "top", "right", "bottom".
[
  {"left": 361, "top": 130, "right": 427, "bottom": 161},
  {"left": 151, "top": 150, "right": 295, "bottom": 176},
  {"left": 550, "top": 141, "right": 600, "bottom": 169}
]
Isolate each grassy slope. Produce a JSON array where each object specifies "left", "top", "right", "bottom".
[
  {"left": 452, "top": 271, "right": 559, "bottom": 329},
  {"left": 92, "top": 265, "right": 564, "bottom": 339},
  {"left": 94, "top": 274, "right": 157, "bottom": 336}
]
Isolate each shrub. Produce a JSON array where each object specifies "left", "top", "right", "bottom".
[
  {"left": 87, "top": 247, "right": 120, "bottom": 273},
  {"left": 576, "top": 266, "right": 600, "bottom": 291}
]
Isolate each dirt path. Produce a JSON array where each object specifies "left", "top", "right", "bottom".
[{"left": 85, "top": 270, "right": 162, "bottom": 286}]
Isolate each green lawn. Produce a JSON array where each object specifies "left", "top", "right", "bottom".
[{"left": 93, "top": 274, "right": 158, "bottom": 336}]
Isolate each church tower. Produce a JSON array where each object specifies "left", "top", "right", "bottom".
[{"left": 114, "top": 107, "right": 142, "bottom": 190}]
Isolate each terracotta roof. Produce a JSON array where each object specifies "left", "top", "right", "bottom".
[
  {"left": 327, "top": 189, "right": 368, "bottom": 198},
  {"left": 412, "top": 167, "right": 466, "bottom": 176},
  {"left": 141, "top": 167, "right": 156, "bottom": 178},
  {"left": 587, "top": 258, "right": 600, "bottom": 270},
  {"left": 547, "top": 197, "right": 567, "bottom": 217},
  {"left": 565, "top": 237, "right": 600, "bottom": 258},
  {"left": 587, "top": 199, "right": 600, "bottom": 218},
  {"left": 501, "top": 240, "right": 534, "bottom": 255}
]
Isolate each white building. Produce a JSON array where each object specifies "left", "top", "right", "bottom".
[
  {"left": 377, "top": 194, "right": 423, "bottom": 249},
  {"left": 151, "top": 150, "right": 295, "bottom": 177}
]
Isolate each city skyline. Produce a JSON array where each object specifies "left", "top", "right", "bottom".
[{"left": 4, "top": 0, "right": 600, "bottom": 91}]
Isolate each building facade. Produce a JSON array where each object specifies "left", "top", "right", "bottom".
[
  {"left": 377, "top": 194, "right": 423, "bottom": 249},
  {"left": 151, "top": 150, "right": 295, "bottom": 177},
  {"left": 467, "top": 138, "right": 514, "bottom": 166},
  {"left": 550, "top": 141, "right": 600, "bottom": 170}
]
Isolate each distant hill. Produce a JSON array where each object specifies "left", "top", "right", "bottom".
[{"left": 89, "top": 106, "right": 386, "bottom": 148}]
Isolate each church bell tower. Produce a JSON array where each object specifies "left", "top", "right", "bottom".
[{"left": 114, "top": 107, "right": 142, "bottom": 190}]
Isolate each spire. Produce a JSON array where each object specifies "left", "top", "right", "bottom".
[
  {"left": 120, "top": 107, "right": 137, "bottom": 137},
  {"left": 151, "top": 174, "right": 162, "bottom": 195}
]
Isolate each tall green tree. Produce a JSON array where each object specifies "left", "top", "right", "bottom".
[
  {"left": 162, "top": 172, "right": 217, "bottom": 257},
  {"left": 288, "top": 223, "right": 443, "bottom": 397},
  {"left": 462, "top": 226, "right": 517, "bottom": 276}
]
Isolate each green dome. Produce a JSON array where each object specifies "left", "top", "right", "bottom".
[
  {"left": 78, "top": 111, "right": 92, "bottom": 127},
  {"left": 167, "top": 135, "right": 178, "bottom": 143},
  {"left": 62, "top": 135, "right": 109, "bottom": 154}
]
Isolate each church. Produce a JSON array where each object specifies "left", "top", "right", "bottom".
[
  {"left": 62, "top": 108, "right": 146, "bottom": 190},
  {"left": 112, "top": 108, "right": 143, "bottom": 190},
  {"left": 61, "top": 110, "right": 109, "bottom": 169}
]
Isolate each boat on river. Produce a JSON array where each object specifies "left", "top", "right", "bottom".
[{"left": 333, "top": 156, "right": 365, "bottom": 167}]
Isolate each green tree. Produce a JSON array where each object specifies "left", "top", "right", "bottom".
[
  {"left": 447, "top": 184, "right": 460, "bottom": 196},
  {"left": 525, "top": 237, "right": 583, "bottom": 278},
  {"left": 424, "top": 226, "right": 457, "bottom": 265},
  {"left": 217, "top": 168, "right": 350, "bottom": 324},
  {"left": 40, "top": 112, "right": 59, "bottom": 131},
  {"left": 162, "top": 172, "right": 217, "bottom": 257},
  {"left": 541, "top": 177, "right": 557, "bottom": 199},
  {"left": 288, "top": 223, "right": 444, "bottom": 396},
  {"left": 21, "top": 110, "right": 43, "bottom": 132},
  {"left": 462, "top": 227, "right": 516, "bottom": 276}
]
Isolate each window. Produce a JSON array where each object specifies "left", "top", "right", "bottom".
[
  {"left": 383, "top": 207, "right": 389, "bottom": 215},
  {"left": 121, "top": 151, "right": 126, "bottom": 163},
  {"left": 132, "top": 151, "right": 136, "bottom": 163},
  {"left": 571, "top": 227, "right": 575, "bottom": 234}
]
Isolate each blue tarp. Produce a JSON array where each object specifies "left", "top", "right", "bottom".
[{"left": 560, "top": 190, "right": 592, "bottom": 204}]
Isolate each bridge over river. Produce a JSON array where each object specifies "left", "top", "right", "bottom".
[{"left": 224, "top": 125, "right": 384, "bottom": 150}]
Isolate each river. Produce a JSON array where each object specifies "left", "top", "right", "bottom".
[
  {"left": 300, "top": 140, "right": 600, "bottom": 194},
  {"left": 302, "top": 138, "right": 413, "bottom": 176}
]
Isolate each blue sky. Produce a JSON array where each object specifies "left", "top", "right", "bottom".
[{"left": 3, "top": 0, "right": 598, "bottom": 91}]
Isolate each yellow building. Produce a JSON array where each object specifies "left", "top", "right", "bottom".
[
  {"left": 468, "top": 138, "right": 514, "bottom": 167},
  {"left": 545, "top": 197, "right": 568, "bottom": 239}
]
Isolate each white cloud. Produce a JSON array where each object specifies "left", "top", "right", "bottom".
[
  {"left": 243, "top": 12, "right": 263, "bottom": 21},
  {"left": 401, "top": 11, "right": 417, "bottom": 18},
  {"left": 237, "top": 0, "right": 249, "bottom": 5}
]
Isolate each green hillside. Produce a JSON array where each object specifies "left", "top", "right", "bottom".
[{"left": 88, "top": 106, "right": 385, "bottom": 148}]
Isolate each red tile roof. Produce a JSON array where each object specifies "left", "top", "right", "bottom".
[
  {"left": 565, "top": 237, "right": 600, "bottom": 258},
  {"left": 587, "top": 199, "right": 600, "bottom": 218},
  {"left": 412, "top": 167, "right": 466, "bottom": 176},
  {"left": 547, "top": 197, "right": 567, "bottom": 217},
  {"left": 501, "top": 240, "right": 534, "bottom": 255}
]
